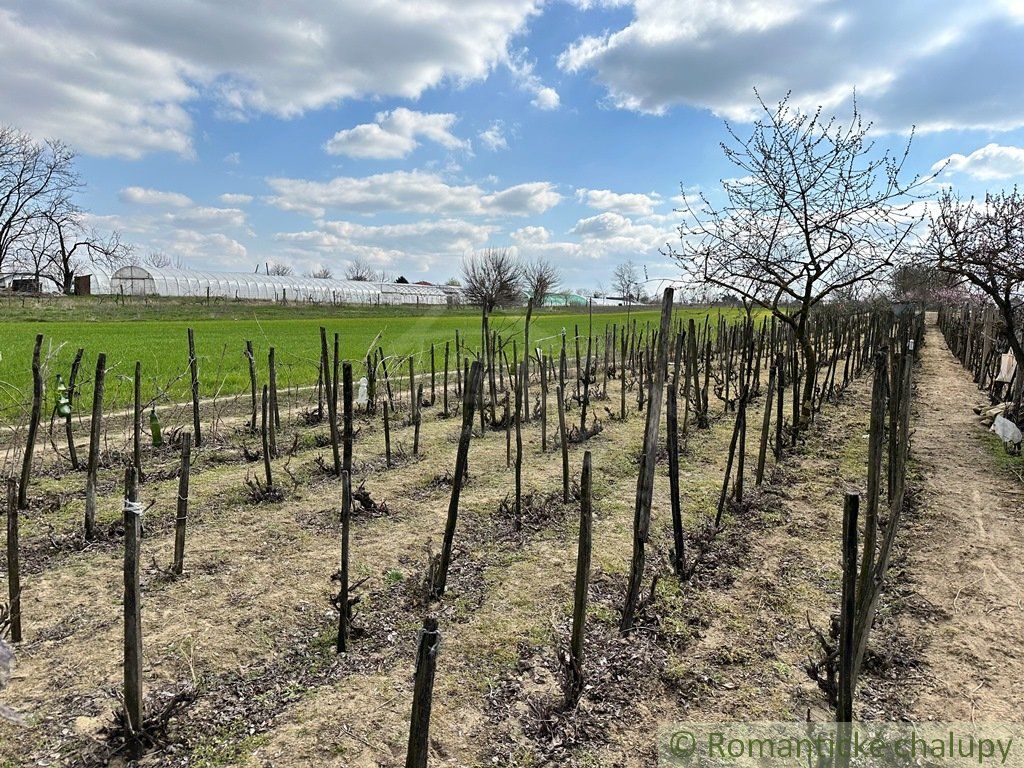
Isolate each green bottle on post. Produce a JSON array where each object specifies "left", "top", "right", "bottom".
[{"left": 55, "top": 374, "right": 72, "bottom": 418}]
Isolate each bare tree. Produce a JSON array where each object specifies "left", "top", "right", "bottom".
[
  {"left": 144, "top": 249, "right": 181, "bottom": 270},
  {"left": 926, "top": 188, "right": 1024, "bottom": 381},
  {"left": 309, "top": 265, "right": 333, "bottom": 279},
  {"left": 345, "top": 257, "right": 383, "bottom": 282},
  {"left": 13, "top": 200, "right": 130, "bottom": 293},
  {"left": 267, "top": 261, "right": 294, "bottom": 276},
  {"left": 523, "top": 257, "right": 561, "bottom": 306},
  {"left": 461, "top": 247, "right": 523, "bottom": 311},
  {"left": 0, "top": 126, "right": 77, "bottom": 273},
  {"left": 670, "top": 93, "right": 928, "bottom": 430},
  {"left": 612, "top": 261, "right": 642, "bottom": 303}
]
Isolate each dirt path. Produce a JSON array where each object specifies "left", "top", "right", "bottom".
[{"left": 903, "top": 319, "right": 1024, "bottom": 720}]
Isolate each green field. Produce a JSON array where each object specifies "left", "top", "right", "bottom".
[{"left": 0, "top": 295, "right": 741, "bottom": 418}]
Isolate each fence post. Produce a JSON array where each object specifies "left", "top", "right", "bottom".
[
  {"left": 85, "top": 353, "right": 106, "bottom": 540},
  {"left": 6, "top": 480, "right": 21, "bottom": 642},
  {"left": 172, "top": 433, "right": 192, "bottom": 575},
  {"left": 123, "top": 466, "right": 143, "bottom": 758},
  {"left": 404, "top": 617, "right": 441, "bottom": 768},
  {"left": 18, "top": 334, "right": 43, "bottom": 510},
  {"left": 566, "top": 451, "right": 592, "bottom": 706}
]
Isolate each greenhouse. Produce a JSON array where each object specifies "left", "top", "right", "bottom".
[{"left": 108, "top": 266, "right": 459, "bottom": 305}]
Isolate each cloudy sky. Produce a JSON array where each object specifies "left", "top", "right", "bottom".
[{"left": 2, "top": 0, "right": 1023, "bottom": 290}]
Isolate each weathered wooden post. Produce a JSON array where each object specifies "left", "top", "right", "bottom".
[
  {"left": 172, "top": 433, "right": 191, "bottom": 575},
  {"left": 260, "top": 385, "right": 273, "bottom": 488},
  {"left": 430, "top": 343, "right": 436, "bottom": 406},
  {"left": 18, "top": 334, "right": 43, "bottom": 510},
  {"left": 838, "top": 492, "right": 859, "bottom": 724},
  {"left": 269, "top": 344, "right": 280, "bottom": 433},
  {"left": 413, "top": 382, "right": 424, "bottom": 456},
  {"left": 133, "top": 361, "right": 144, "bottom": 482},
  {"left": 621, "top": 288, "right": 673, "bottom": 633},
  {"left": 404, "top": 617, "right": 441, "bottom": 768},
  {"left": 123, "top": 466, "right": 143, "bottom": 758},
  {"left": 245, "top": 340, "right": 258, "bottom": 433},
  {"left": 667, "top": 333, "right": 685, "bottom": 577},
  {"left": 337, "top": 470, "right": 352, "bottom": 653},
  {"left": 514, "top": 359, "right": 523, "bottom": 529},
  {"left": 65, "top": 348, "right": 84, "bottom": 469},
  {"left": 432, "top": 361, "right": 482, "bottom": 600},
  {"left": 187, "top": 329, "right": 201, "bottom": 448},
  {"left": 566, "top": 450, "right": 592, "bottom": 706},
  {"left": 443, "top": 341, "right": 450, "bottom": 417},
  {"left": 342, "top": 362, "right": 354, "bottom": 479},
  {"left": 85, "top": 353, "right": 106, "bottom": 540},
  {"left": 755, "top": 362, "right": 777, "bottom": 486},
  {"left": 556, "top": 384, "right": 569, "bottom": 504},
  {"left": 383, "top": 397, "right": 393, "bottom": 468},
  {"left": 6, "top": 480, "right": 21, "bottom": 642},
  {"left": 319, "top": 328, "right": 341, "bottom": 475}
]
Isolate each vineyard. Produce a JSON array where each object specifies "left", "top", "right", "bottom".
[{"left": 3, "top": 292, "right": 1011, "bottom": 768}]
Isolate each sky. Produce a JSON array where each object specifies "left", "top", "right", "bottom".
[{"left": 2, "top": 0, "right": 1024, "bottom": 293}]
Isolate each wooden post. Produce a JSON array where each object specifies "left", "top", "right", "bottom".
[
  {"left": 133, "top": 360, "right": 143, "bottom": 481},
  {"left": 667, "top": 333, "right": 685, "bottom": 577},
  {"left": 838, "top": 492, "right": 859, "bottom": 723},
  {"left": 404, "top": 617, "right": 441, "bottom": 768},
  {"left": 755, "top": 363, "right": 777, "bottom": 486},
  {"left": 522, "top": 298, "right": 533, "bottom": 423},
  {"left": 430, "top": 343, "right": 436, "bottom": 405},
  {"left": 413, "top": 382, "right": 424, "bottom": 456},
  {"left": 85, "top": 353, "right": 106, "bottom": 540},
  {"left": 6, "top": 480, "right": 21, "bottom": 642},
  {"left": 621, "top": 289, "right": 674, "bottom": 633},
  {"left": 432, "top": 361, "right": 482, "bottom": 600},
  {"left": 557, "top": 384, "right": 569, "bottom": 504},
  {"left": 383, "top": 397, "right": 393, "bottom": 468},
  {"left": 342, "top": 362, "right": 354, "bottom": 478},
  {"left": 320, "top": 328, "right": 341, "bottom": 475},
  {"left": 514, "top": 359, "right": 523, "bottom": 529},
  {"left": 566, "top": 450, "right": 592, "bottom": 706},
  {"left": 539, "top": 354, "right": 548, "bottom": 452},
  {"left": 261, "top": 385, "right": 273, "bottom": 488},
  {"left": 65, "top": 348, "right": 84, "bottom": 469},
  {"left": 18, "top": 334, "right": 43, "bottom": 509},
  {"left": 270, "top": 345, "right": 281, "bottom": 429},
  {"left": 172, "top": 433, "right": 191, "bottom": 575},
  {"left": 187, "top": 328, "right": 201, "bottom": 448},
  {"left": 337, "top": 470, "right": 351, "bottom": 653},
  {"left": 443, "top": 341, "right": 450, "bottom": 417},
  {"left": 123, "top": 466, "right": 143, "bottom": 757},
  {"left": 245, "top": 340, "right": 258, "bottom": 433},
  {"left": 408, "top": 355, "right": 416, "bottom": 419}
]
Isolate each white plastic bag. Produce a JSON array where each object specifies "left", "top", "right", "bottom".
[
  {"left": 991, "top": 414, "right": 1022, "bottom": 446},
  {"left": 357, "top": 376, "right": 369, "bottom": 408}
]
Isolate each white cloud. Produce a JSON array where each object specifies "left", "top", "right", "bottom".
[
  {"left": 511, "top": 225, "right": 551, "bottom": 244},
  {"left": 559, "top": 0, "right": 1024, "bottom": 132},
  {"left": 119, "top": 186, "right": 193, "bottom": 207},
  {"left": 507, "top": 48, "right": 561, "bottom": 111},
  {"left": 532, "top": 87, "right": 561, "bottom": 111},
  {"left": 219, "top": 193, "right": 254, "bottom": 205},
  {"left": 325, "top": 108, "right": 469, "bottom": 159},
  {"left": 0, "top": 1, "right": 541, "bottom": 157},
  {"left": 266, "top": 171, "right": 561, "bottom": 218},
  {"left": 275, "top": 217, "right": 497, "bottom": 275},
  {"left": 479, "top": 121, "right": 508, "bottom": 151},
  {"left": 576, "top": 188, "right": 662, "bottom": 216},
  {"left": 933, "top": 144, "right": 1024, "bottom": 180},
  {"left": 223, "top": 152, "right": 241, "bottom": 165}
]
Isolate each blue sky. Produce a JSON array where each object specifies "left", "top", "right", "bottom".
[{"left": 3, "top": 0, "right": 1024, "bottom": 292}]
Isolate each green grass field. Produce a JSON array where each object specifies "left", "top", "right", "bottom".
[{"left": 0, "top": 295, "right": 742, "bottom": 418}]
